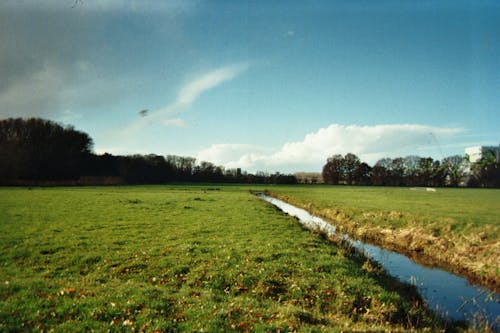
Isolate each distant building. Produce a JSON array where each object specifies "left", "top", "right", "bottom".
[
  {"left": 465, "top": 145, "right": 500, "bottom": 163},
  {"left": 294, "top": 172, "right": 324, "bottom": 184}
]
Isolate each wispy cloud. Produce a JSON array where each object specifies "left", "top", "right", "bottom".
[
  {"left": 196, "top": 124, "right": 465, "bottom": 172},
  {"left": 161, "top": 63, "right": 249, "bottom": 114},
  {"left": 162, "top": 118, "right": 186, "bottom": 128},
  {"left": 126, "top": 63, "right": 249, "bottom": 133}
]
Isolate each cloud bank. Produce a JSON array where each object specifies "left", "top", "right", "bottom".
[
  {"left": 0, "top": 1, "right": 198, "bottom": 121},
  {"left": 196, "top": 124, "right": 464, "bottom": 173}
]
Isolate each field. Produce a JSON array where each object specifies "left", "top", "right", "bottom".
[
  {"left": 0, "top": 185, "right": 462, "bottom": 332},
  {"left": 265, "top": 185, "right": 500, "bottom": 293}
]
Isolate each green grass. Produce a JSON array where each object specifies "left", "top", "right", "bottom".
[
  {"left": 265, "top": 185, "right": 500, "bottom": 291},
  {"left": 265, "top": 186, "right": 500, "bottom": 230},
  {"left": 0, "top": 185, "right": 460, "bottom": 331}
]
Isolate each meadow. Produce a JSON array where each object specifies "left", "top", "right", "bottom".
[
  {"left": 265, "top": 185, "right": 500, "bottom": 293},
  {"left": 0, "top": 185, "right": 461, "bottom": 332}
]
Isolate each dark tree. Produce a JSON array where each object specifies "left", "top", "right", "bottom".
[
  {"left": 166, "top": 155, "right": 196, "bottom": 181},
  {"left": 194, "top": 161, "right": 225, "bottom": 182},
  {"left": 353, "top": 162, "right": 372, "bottom": 185},
  {"left": 322, "top": 154, "right": 343, "bottom": 185},
  {"left": 0, "top": 118, "right": 93, "bottom": 181},
  {"left": 371, "top": 165, "right": 388, "bottom": 186},
  {"left": 343, "top": 153, "right": 361, "bottom": 185},
  {"left": 430, "top": 160, "right": 447, "bottom": 187},
  {"left": 415, "top": 157, "right": 435, "bottom": 186},
  {"left": 270, "top": 172, "right": 298, "bottom": 184},
  {"left": 389, "top": 157, "right": 405, "bottom": 186},
  {"left": 322, "top": 153, "right": 366, "bottom": 185}
]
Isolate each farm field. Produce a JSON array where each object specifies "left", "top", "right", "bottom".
[
  {"left": 265, "top": 185, "right": 500, "bottom": 293},
  {"left": 0, "top": 185, "right": 459, "bottom": 332}
]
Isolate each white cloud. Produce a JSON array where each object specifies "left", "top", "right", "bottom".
[
  {"left": 162, "top": 118, "right": 186, "bottom": 128},
  {"left": 124, "top": 63, "right": 248, "bottom": 133},
  {"left": 196, "top": 144, "right": 273, "bottom": 168},
  {"left": 157, "top": 63, "right": 249, "bottom": 116},
  {"left": 196, "top": 124, "right": 464, "bottom": 173}
]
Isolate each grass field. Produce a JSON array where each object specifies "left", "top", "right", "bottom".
[
  {"left": 265, "top": 185, "right": 500, "bottom": 292},
  {"left": 0, "top": 185, "right": 462, "bottom": 332}
]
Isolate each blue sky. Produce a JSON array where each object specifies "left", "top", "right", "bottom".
[{"left": 1, "top": 0, "right": 498, "bottom": 172}]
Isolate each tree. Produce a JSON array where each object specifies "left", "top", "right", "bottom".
[
  {"left": 430, "top": 160, "right": 447, "bottom": 187},
  {"left": 402, "top": 155, "right": 421, "bottom": 185},
  {"left": 390, "top": 157, "right": 405, "bottom": 186},
  {"left": 468, "top": 150, "right": 500, "bottom": 188},
  {"left": 353, "top": 162, "right": 372, "bottom": 185},
  {"left": 371, "top": 165, "right": 388, "bottom": 186},
  {"left": 322, "top": 154, "right": 343, "bottom": 185},
  {"left": 442, "top": 155, "right": 467, "bottom": 187},
  {"left": 166, "top": 155, "right": 196, "bottom": 181},
  {"left": 0, "top": 118, "right": 93, "bottom": 181},
  {"left": 322, "top": 153, "right": 366, "bottom": 185},
  {"left": 416, "top": 157, "right": 434, "bottom": 186},
  {"left": 343, "top": 153, "right": 361, "bottom": 185}
]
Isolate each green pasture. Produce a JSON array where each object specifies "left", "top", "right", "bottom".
[
  {"left": 0, "top": 185, "right": 456, "bottom": 332},
  {"left": 266, "top": 185, "right": 500, "bottom": 238},
  {"left": 265, "top": 185, "right": 500, "bottom": 291}
]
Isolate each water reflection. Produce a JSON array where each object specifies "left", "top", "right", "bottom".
[{"left": 258, "top": 194, "right": 500, "bottom": 330}]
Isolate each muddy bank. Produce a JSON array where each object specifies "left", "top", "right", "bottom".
[{"left": 265, "top": 191, "right": 500, "bottom": 294}]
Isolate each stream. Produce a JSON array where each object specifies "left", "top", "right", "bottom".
[{"left": 258, "top": 193, "right": 500, "bottom": 330}]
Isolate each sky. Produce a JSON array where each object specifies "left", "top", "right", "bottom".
[{"left": 1, "top": 0, "right": 499, "bottom": 173}]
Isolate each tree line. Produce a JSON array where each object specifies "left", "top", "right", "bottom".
[
  {"left": 322, "top": 152, "right": 500, "bottom": 188},
  {"left": 0, "top": 118, "right": 297, "bottom": 185},
  {"left": 2, "top": 118, "right": 497, "bottom": 187}
]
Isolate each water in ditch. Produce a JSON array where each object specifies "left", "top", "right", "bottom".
[{"left": 258, "top": 194, "right": 500, "bottom": 330}]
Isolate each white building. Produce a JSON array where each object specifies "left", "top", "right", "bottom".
[{"left": 465, "top": 145, "right": 500, "bottom": 163}]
